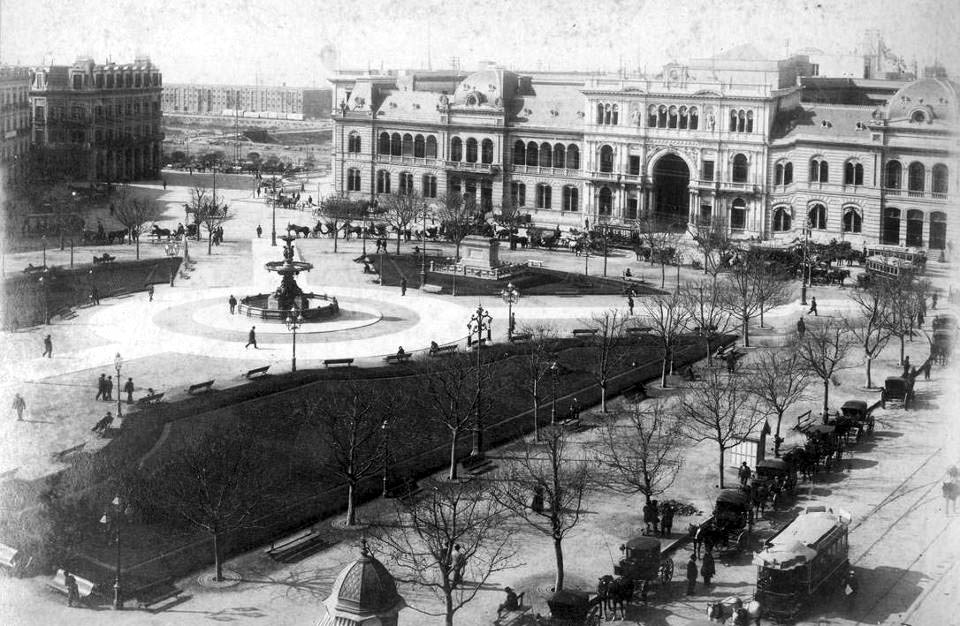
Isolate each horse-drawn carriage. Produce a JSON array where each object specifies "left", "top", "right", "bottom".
[
  {"left": 691, "top": 490, "right": 753, "bottom": 556},
  {"left": 752, "top": 459, "right": 798, "bottom": 507},
  {"left": 839, "top": 400, "right": 874, "bottom": 439},
  {"left": 881, "top": 376, "right": 914, "bottom": 409},
  {"left": 613, "top": 535, "right": 675, "bottom": 590}
]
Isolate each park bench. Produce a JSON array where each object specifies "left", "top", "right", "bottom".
[
  {"left": 572, "top": 328, "right": 599, "bottom": 337},
  {"left": 384, "top": 353, "right": 412, "bottom": 364},
  {"left": 415, "top": 247, "right": 444, "bottom": 258},
  {"left": 493, "top": 591, "right": 529, "bottom": 626},
  {"left": 526, "top": 259, "right": 544, "bottom": 268},
  {"left": 51, "top": 443, "right": 85, "bottom": 463},
  {"left": 244, "top": 365, "right": 271, "bottom": 379},
  {"left": 429, "top": 345, "right": 458, "bottom": 357},
  {"left": 133, "top": 578, "right": 184, "bottom": 612},
  {"left": 421, "top": 284, "right": 443, "bottom": 294},
  {"left": 384, "top": 477, "right": 422, "bottom": 500},
  {"left": 136, "top": 392, "right": 165, "bottom": 406},
  {"left": 265, "top": 529, "right": 330, "bottom": 563},
  {"left": 626, "top": 326, "right": 652, "bottom": 335},
  {"left": 47, "top": 569, "right": 96, "bottom": 602},
  {"left": 187, "top": 380, "right": 215, "bottom": 394},
  {"left": 509, "top": 333, "right": 532, "bottom": 343},
  {"left": 0, "top": 543, "right": 29, "bottom": 575},
  {"left": 460, "top": 454, "right": 496, "bottom": 477},
  {"left": 323, "top": 358, "right": 355, "bottom": 368}
]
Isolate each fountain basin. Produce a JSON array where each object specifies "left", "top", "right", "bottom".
[{"left": 237, "top": 293, "right": 340, "bottom": 322}]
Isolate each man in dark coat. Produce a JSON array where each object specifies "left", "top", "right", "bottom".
[
  {"left": 123, "top": 378, "right": 135, "bottom": 403},
  {"left": 796, "top": 316, "right": 806, "bottom": 337},
  {"left": 42, "top": 334, "right": 53, "bottom": 358},
  {"left": 739, "top": 462, "right": 752, "bottom": 487},
  {"left": 686, "top": 554, "right": 698, "bottom": 595},
  {"left": 64, "top": 570, "right": 80, "bottom": 607},
  {"left": 660, "top": 502, "right": 674, "bottom": 536},
  {"left": 701, "top": 549, "right": 716, "bottom": 585},
  {"left": 246, "top": 326, "right": 258, "bottom": 349},
  {"left": 229, "top": 294, "right": 238, "bottom": 314},
  {"left": 95, "top": 373, "right": 106, "bottom": 400}
]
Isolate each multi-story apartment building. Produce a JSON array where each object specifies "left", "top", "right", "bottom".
[
  {"left": 330, "top": 49, "right": 958, "bottom": 251},
  {"left": 30, "top": 56, "right": 163, "bottom": 182},
  {"left": 161, "top": 84, "right": 331, "bottom": 120},
  {"left": 0, "top": 66, "right": 32, "bottom": 187}
]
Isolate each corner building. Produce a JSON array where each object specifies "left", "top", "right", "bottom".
[
  {"left": 330, "top": 50, "right": 958, "bottom": 251},
  {"left": 0, "top": 66, "right": 32, "bottom": 187}
]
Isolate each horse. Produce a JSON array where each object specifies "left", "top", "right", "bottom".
[
  {"left": 607, "top": 576, "right": 631, "bottom": 619},
  {"left": 287, "top": 223, "right": 310, "bottom": 238},
  {"left": 151, "top": 224, "right": 173, "bottom": 241},
  {"left": 595, "top": 575, "right": 612, "bottom": 620},
  {"left": 107, "top": 229, "right": 127, "bottom": 245}
]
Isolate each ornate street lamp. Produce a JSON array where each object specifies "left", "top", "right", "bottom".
[
  {"left": 381, "top": 419, "right": 390, "bottom": 497},
  {"left": 801, "top": 221, "right": 811, "bottom": 306},
  {"left": 500, "top": 282, "right": 520, "bottom": 340},
  {"left": 99, "top": 495, "right": 125, "bottom": 609},
  {"left": 114, "top": 353, "right": 123, "bottom": 419},
  {"left": 285, "top": 308, "right": 304, "bottom": 372},
  {"left": 467, "top": 303, "right": 493, "bottom": 458},
  {"left": 550, "top": 361, "right": 560, "bottom": 425}
]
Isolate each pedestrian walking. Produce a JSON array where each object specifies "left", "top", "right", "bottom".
[
  {"left": 41, "top": 334, "right": 53, "bottom": 358},
  {"left": 643, "top": 500, "right": 660, "bottom": 535},
  {"left": 627, "top": 295, "right": 635, "bottom": 316},
  {"left": 739, "top": 462, "right": 751, "bottom": 487},
  {"left": 229, "top": 294, "right": 238, "bottom": 314},
  {"left": 245, "top": 326, "right": 258, "bottom": 349},
  {"left": 256, "top": 224, "right": 262, "bottom": 238},
  {"left": 123, "top": 378, "right": 135, "bottom": 404},
  {"left": 105, "top": 376, "right": 114, "bottom": 401},
  {"left": 932, "top": 293, "right": 939, "bottom": 310},
  {"left": 808, "top": 296, "right": 818, "bottom": 316},
  {"left": 685, "top": 554, "right": 698, "bottom": 595},
  {"left": 162, "top": 178, "right": 167, "bottom": 190},
  {"left": 95, "top": 373, "right": 106, "bottom": 400},
  {"left": 901, "top": 355, "right": 911, "bottom": 378},
  {"left": 64, "top": 570, "right": 80, "bottom": 607},
  {"left": 400, "top": 277, "right": 407, "bottom": 296},
  {"left": 12, "top": 393, "right": 26, "bottom": 421},
  {"left": 90, "top": 287, "right": 100, "bottom": 305},
  {"left": 700, "top": 549, "right": 716, "bottom": 585},
  {"left": 726, "top": 350, "right": 737, "bottom": 373},
  {"left": 169, "top": 270, "right": 175, "bottom": 287},
  {"left": 922, "top": 358, "right": 932, "bottom": 380},
  {"left": 147, "top": 284, "right": 154, "bottom": 302},
  {"left": 796, "top": 316, "right": 806, "bottom": 337}
]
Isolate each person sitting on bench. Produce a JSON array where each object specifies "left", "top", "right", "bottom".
[
  {"left": 622, "top": 267, "right": 632, "bottom": 279},
  {"left": 429, "top": 340, "right": 440, "bottom": 355},
  {"left": 397, "top": 346, "right": 406, "bottom": 358},
  {"left": 497, "top": 587, "right": 524, "bottom": 616},
  {"left": 91, "top": 411, "right": 114, "bottom": 436}
]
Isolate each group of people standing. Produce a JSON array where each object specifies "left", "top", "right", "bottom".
[{"left": 642, "top": 500, "right": 675, "bottom": 537}]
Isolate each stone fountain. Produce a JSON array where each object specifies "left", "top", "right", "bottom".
[{"left": 238, "top": 234, "right": 339, "bottom": 321}]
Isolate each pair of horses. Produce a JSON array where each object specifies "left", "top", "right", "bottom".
[{"left": 594, "top": 575, "right": 635, "bottom": 620}]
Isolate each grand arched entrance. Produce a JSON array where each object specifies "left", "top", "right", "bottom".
[{"left": 652, "top": 154, "right": 690, "bottom": 229}]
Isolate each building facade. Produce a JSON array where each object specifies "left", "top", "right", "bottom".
[
  {"left": 0, "top": 66, "right": 32, "bottom": 187},
  {"left": 30, "top": 56, "right": 163, "bottom": 182},
  {"left": 330, "top": 50, "right": 958, "bottom": 251},
  {"left": 162, "top": 84, "right": 331, "bottom": 120}
]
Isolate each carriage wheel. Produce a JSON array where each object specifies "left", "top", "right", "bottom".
[
  {"left": 736, "top": 530, "right": 750, "bottom": 552},
  {"left": 660, "top": 557, "right": 674, "bottom": 583}
]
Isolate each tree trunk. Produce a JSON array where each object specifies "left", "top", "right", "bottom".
[
  {"left": 346, "top": 481, "right": 357, "bottom": 525},
  {"left": 533, "top": 392, "right": 541, "bottom": 442},
  {"left": 207, "top": 232, "right": 213, "bottom": 255},
  {"left": 705, "top": 336, "right": 714, "bottom": 366},
  {"left": 213, "top": 531, "right": 223, "bottom": 581},
  {"left": 333, "top": 225, "right": 339, "bottom": 252},
  {"left": 718, "top": 445, "right": 725, "bottom": 489},
  {"left": 865, "top": 355, "right": 873, "bottom": 389},
  {"left": 135, "top": 235, "right": 140, "bottom": 260},
  {"left": 660, "top": 356, "right": 669, "bottom": 388},
  {"left": 448, "top": 432, "right": 458, "bottom": 481},
  {"left": 396, "top": 232, "right": 402, "bottom": 255},
  {"left": 553, "top": 535, "right": 565, "bottom": 591},
  {"left": 774, "top": 411, "right": 784, "bottom": 456},
  {"left": 899, "top": 337, "right": 906, "bottom": 364},
  {"left": 444, "top": 590, "right": 455, "bottom": 626},
  {"left": 599, "top": 380, "right": 607, "bottom": 413},
  {"left": 822, "top": 378, "right": 830, "bottom": 421},
  {"left": 759, "top": 302, "right": 766, "bottom": 328},
  {"left": 660, "top": 261, "right": 666, "bottom": 289},
  {"left": 741, "top": 315, "right": 751, "bottom": 347}
]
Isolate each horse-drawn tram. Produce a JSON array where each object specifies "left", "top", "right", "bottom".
[{"left": 753, "top": 505, "right": 851, "bottom": 622}]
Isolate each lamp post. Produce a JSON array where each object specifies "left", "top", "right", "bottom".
[
  {"left": 550, "top": 361, "right": 560, "bottom": 425},
  {"left": 381, "top": 419, "right": 390, "bottom": 497},
  {"left": 114, "top": 353, "right": 123, "bottom": 419},
  {"left": 41, "top": 234, "right": 47, "bottom": 267},
  {"left": 271, "top": 178, "right": 278, "bottom": 247},
  {"left": 285, "top": 308, "right": 303, "bottom": 372},
  {"left": 801, "top": 222, "right": 810, "bottom": 306},
  {"left": 419, "top": 200, "right": 428, "bottom": 288},
  {"left": 467, "top": 303, "right": 493, "bottom": 458},
  {"left": 500, "top": 282, "right": 519, "bottom": 340},
  {"left": 99, "top": 495, "right": 125, "bottom": 609},
  {"left": 38, "top": 270, "right": 50, "bottom": 325}
]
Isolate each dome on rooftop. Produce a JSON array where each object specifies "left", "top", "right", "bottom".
[
  {"left": 453, "top": 69, "right": 516, "bottom": 108},
  {"left": 885, "top": 78, "right": 959, "bottom": 125},
  {"left": 318, "top": 542, "right": 405, "bottom": 626}
]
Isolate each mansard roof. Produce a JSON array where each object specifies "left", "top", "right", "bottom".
[
  {"left": 377, "top": 89, "right": 445, "bottom": 123},
  {"left": 772, "top": 103, "right": 876, "bottom": 143},
  {"left": 509, "top": 82, "right": 585, "bottom": 129},
  {"left": 884, "top": 78, "right": 959, "bottom": 128}
]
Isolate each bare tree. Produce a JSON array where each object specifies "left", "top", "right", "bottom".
[
  {"left": 678, "top": 369, "right": 763, "bottom": 488},
  {"left": 513, "top": 324, "right": 559, "bottom": 442},
  {"left": 113, "top": 191, "right": 166, "bottom": 259},
  {"left": 295, "top": 383, "right": 387, "bottom": 526},
  {"left": 418, "top": 356, "right": 480, "bottom": 480},
  {"left": 147, "top": 430, "right": 276, "bottom": 581},
  {"left": 187, "top": 186, "right": 233, "bottom": 254},
  {"left": 637, "top": 291, "right": 692, "bottom": 387},
  {"left": 753, "top": 261, "right": 793, "bottom": 328},
  {"left": 882, "top": 274, "right": 928, "bottom": 365},
  {"left": 721, "top": 255, "right": 764, "bottom": 347},
  {"left": 594, "top": 400, "right": 684, "bottom": 506},
  {"left": 435, "top": 192, "right": 475, "bottom": 260},
  {"left": 380, "top": 191, "right": 423, "bottom": 254},
  {"left": 316, "top": 195, "right": 367, "bottom": 253},
  {"left": 849, "top": 284, "right": 894, "bottom": 388},
  {"left": 748, "top": 350, "right": 811, "bottom": 456},
  {"left": 793, "top": 319, "right": 857, "bottom": 420},
  {"left": 374, "top": 478, "right": 516, "bottom": 626},
  {"left": 681, "top": 277, "right": 735, "bottom": 366},
  {"left": 582, "top": 308, "right": 630, "bottom": 412},
  {"left": 636, "top": 212, "right": 680, "bottom": 288},
  {"left": 493, "top": 424, "right": 590, "bottom": 591},
  {"left": 687, "top": 214, "right": 731, "bottom": 277}
]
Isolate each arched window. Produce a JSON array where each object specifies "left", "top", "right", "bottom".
[
  {"left": 378, "top": 132, "right": 390, "bottom": 155},
  {"left": 772, "top": 207, "right": 792, "bottom": 231},
  {"left": 513, "top": 140, "right": 526, "bottom": 165},
  {"left": 810, "top": 157, "right": 829, "bottom": 183},
  {"left": 399, "top": 172, "right": 414, "bottom": 194},
  {"left": 844, "top": 161, "right": 863, "bottom": 186},
  {"left": 448, "top": 176, "right": 461, "bottom": 197},
  {"left": 746, "top": 110, "right": 754, "bottom": 133},
  {"left": 658, "top": 105, "right": 667, "bottom": 128},
  {"left": 348, "top": 132, "right": 362, "bottom": 153},
  {"left": 376, "top": 170, "right": 391, "bottom": 194},
  {"left": 729, "top": 109, "right": 738, "bottom": 132},
  {"left": 730, "top": 198, "right": 747, "bottom": 229},
  {"left": 679, "top": 106, "right": 688, "bottom": 130},
  {"left": 553, "top": 144, "right": 566, "bottom": 169},
  {"left": 933, "top": 163, "right": 949, "bottom": 196},
  {"left": 422, "top": 174, "right": 437, "bottom": 198},
  {"left": 526, "top": 141, "right": 539, "bottom": 167},
  {"left": 450, "top": 137, "right": 463, "bottom": 162},
  {"left": 540, "top": 142, "right": 552, "bottom": 168},
  {"left": 425, "top": 136, "right": 438, "bottom": 159},
  {"left": 567, "top": 144, "right": 580, "bottom": 169},
  {"left": 612, "top": 104, "right": 619, "bottom": 125},
  {"left": 882, "top": 207, "right": 901, "bottom": 244},
  {"left": 842, "top": 207, "right": 862, "bottom": 233},
  {"left": 401, "top": 133, "right": 414, "bottom": 156},
  {"left": 668, "top": 106, "right": 678, "bottom": 129},
  {"left": 603, "top": 104, "right": 611, "bottom": 125},
  {"left": 732, "top": 154, "right": 748, "bottom": 183},
  {"left": 929, "top": 211, "right": 947, "bottom": 249},
  {"left": 414, "top": 134, "right": 425, "bottom": 158},
  {"left": 775, "top": 163, "right": 784, "bottom": 186},
  {"left": 390, "top": 132, "right": 402, "bottom": 156},
  {"left": 536, "top": 183, "right": 552, "bottom": 209},
  {"left": 465, "top": 138, "right": 478, "bottom": 163},
  {"left": 689, "top": 106, "right": 699, "bottom": 130},
  {"left": 808, "top": 203, "right": 827, "bottom": 230},
  {"left": 599, "top": 145, "right": 614, "bottom": 173},
  {"left": 647, "top": 105, "right": 658, "bottom": 127},
  {"left": 481, "top": 139, "right": 494, "bottom": 164},
  {"left": 562, "top": 185, "right": 579, "bottom": 211},
  {"left": 906, "top": 209, "right": 924, "bottom": 247},
  {"left": 908, "top": 162, "right": 925, "bottom": 193},
  {"left": 885, "top": 161, "right": 902, "bottom": 190},
  {"left": 598, "top": 187, "right": 613, "bottom": 215},
  {"left": 511, "top": 182, "right": 526, "bottom": 207},
  {"left": 784, "top": 162, "right": 793, "bottom": 185},
  {"left": 597, "top": 103, "right": 604, "bottom": 125},
  {"left": 347, "top": 168, "right": 361, "bottom": 191}
]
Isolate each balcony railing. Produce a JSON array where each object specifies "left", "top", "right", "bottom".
[
  {"left": 511, "top": 164, "right": 582, "bottom": 177},
  {"left": 445, "top": 160, "right": 498, "bottom": 173},
  {"left": 375, "top": 154, "right": 442, "bottom": 167}
]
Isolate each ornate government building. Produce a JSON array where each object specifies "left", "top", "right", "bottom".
[{"left": 330, "top": 48, "right": 957, "bottom": 251}]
